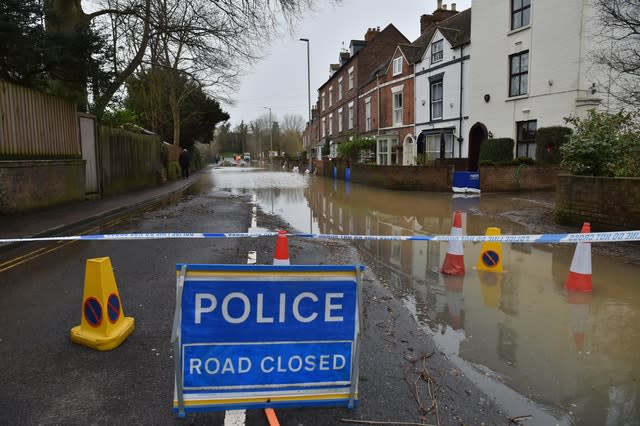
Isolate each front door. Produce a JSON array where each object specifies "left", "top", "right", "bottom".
[{"left": 468, "top": 122, "right": 488, "bottom": 172}]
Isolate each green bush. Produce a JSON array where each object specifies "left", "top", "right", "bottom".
[
  {"left": 479, "top": 138, "right": 514, "bottom": 164},
  {"left": 561, "top": 109, "right": 640, "bottom": 177},
  {"left": 535, "top": 126, "right": 571, "bottom": 164},
  {"left": 337, "top": 137, "right": 376, "bottom": 164},
  {"left": 511, "top": 157, "right": 535, "bottom": 166},
  {"left": 167, "top": 161, "right": 180, "bottom": 180}
]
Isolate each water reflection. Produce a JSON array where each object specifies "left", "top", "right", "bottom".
[{"left": 206, "top": 168, "right": 640, "bottom": 425}]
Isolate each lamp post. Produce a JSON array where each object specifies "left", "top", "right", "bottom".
[
  {"left": 264, "top": 106, "right": 272, "bottom": 159},
  {"left": 299, "top": 38, "right": 311, "bottom": 170}
]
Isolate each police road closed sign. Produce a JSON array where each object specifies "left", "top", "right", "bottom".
[{"left": 172, "top": 264, "right": 362, "bottom": 415}]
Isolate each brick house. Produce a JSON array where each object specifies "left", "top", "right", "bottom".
[
  {"left": 310, "top": 24, "right": 409, "bottom": 160},
  {"left": 357, "top": 44, "right": 418, "bottom": 165}
]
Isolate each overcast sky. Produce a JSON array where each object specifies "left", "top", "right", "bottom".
[{"left": 224, "top": 0, "right": 472, "bottom": 128}]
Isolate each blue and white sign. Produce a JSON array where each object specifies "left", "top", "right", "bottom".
[{"left": 172, "top": 264, "right": 362, "bottom": 415}]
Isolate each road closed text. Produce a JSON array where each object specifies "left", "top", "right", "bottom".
[
  {"left": 182, "top": 341, "right": 353, "bottom": 388},
  {"left": 189, "top": 353, "right": 346, "bottom": 375}
]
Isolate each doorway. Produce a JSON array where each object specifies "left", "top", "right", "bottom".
[{"left": 467, "top": 122, "right": 488, "bottom": 171}]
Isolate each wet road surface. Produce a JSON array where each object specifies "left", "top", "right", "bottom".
[{"left": 205, "top": 166, "right": 640, "bottom": 426}]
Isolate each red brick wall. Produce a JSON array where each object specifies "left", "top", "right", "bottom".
[
  {"left": 555, "top": 175, "right": 640, "bottom": 231},
  {"left": 479, "top": 165, "right": 564, "bottom": 192}
]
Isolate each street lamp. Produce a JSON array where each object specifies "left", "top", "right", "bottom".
[
  {"left": 264, "top": 106, "right": 272, "bottom": 158},
  {"left": 299, "top": 38, "right": 311, "bottom": 169}
]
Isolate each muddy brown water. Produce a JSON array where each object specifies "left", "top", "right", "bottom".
[{"left": 200, "top": 167, "right": 640, "bottom": 426}]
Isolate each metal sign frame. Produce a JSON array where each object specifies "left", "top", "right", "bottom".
[{"left": 171, "top": 264, "right": 363, "bottom": 416}]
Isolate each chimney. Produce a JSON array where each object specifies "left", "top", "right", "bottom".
[
  {"left": 451, "top": 3, "right": 457, "bottom": 11},
  {"left": 442, "top": 4, "right": 447, "bottom": 9},
  {"left": 364, "top": 27, "right": 380, "bottom": 42},
  {"left": 421, "top": 14, "right": 435, "bottom": 33},
  {"left": 437, "top": 0, "right": 443, "bottom": 9}
]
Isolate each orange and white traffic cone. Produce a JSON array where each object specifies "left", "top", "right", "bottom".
[
  {"left": 273, "top": 230, "right": 290, "bottom": 265},
  {"left": 565, "top": 222, "right": 592, "bottom": 292},
  {"left": 441, "top": 210, "right": 465, "bottom": 276},
  {"left": 567, "top": 290, "right": 592, "bottom": 353}
]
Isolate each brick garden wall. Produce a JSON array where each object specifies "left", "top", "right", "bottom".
[
  {"left": 313, "top": 160, "right": 562, "bottom": 193},
  {"left": 0, "top": 160, "right": 85, "bottom": 213},
  {"left": 555, "top": 175, "right": 640, "bottom": 231},
  {"left": 479, "top": 165, "right": 564, "bottom": 191}
]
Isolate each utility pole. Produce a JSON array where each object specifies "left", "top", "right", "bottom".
[{"left": 264, "top": 106, "right": 272, "bottom": 158}]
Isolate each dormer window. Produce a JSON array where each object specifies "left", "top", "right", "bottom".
[
  {"left": 431, "top": 40, "right": 443, "bottom": 64},
  {"left": 392, "top": 57, "right": 403, "bottom": 76},
  {"left": 511, "top": 0, "right": 531, "bottom": 30}
]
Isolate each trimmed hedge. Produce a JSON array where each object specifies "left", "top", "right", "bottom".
[
  {"left": 479, "top": 138, "right": 514, "bottom": 164},
  {"left": 535, "top": 126, "right": 572, "bottom": 164}
]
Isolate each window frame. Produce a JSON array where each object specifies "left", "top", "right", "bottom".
[
  {"left": 430, "top": 79, "right": 443, "bottom": 121},
  {"left": 348, "top": 67, "right": 354, "bottom": 90},
  {"left": 329, "top": 86, "right": 333, "bottom": 107},
  {"left": 338, "top": 107, "right": 343, "bottom": 133},
  {"left": 348, "top": 102, "right": 354, "bottom": 129},
  {"left": 393, "top": 92, "right": 403, "bottom": 126},
  {"left": 516, "top": 119, "right": 537, "bottom": 158},
  {"left": 328, "top": 113, "right": 333, "bottom": 136},
  {"left": 365, "top": 99, "right": 372, "bottom": 132},
  {"left": 509, "top": 50, "right": 529, "bottom": 97},
  {"left": 321, "top": 117, "right": 326, "bottom": 138},
  {"left": 431, "top": 39, "right": 443, "bottom": 64},
  {"left": 338, "top": 77, "right": 343, "bottom": 100},
  {"left": 392, "top": 57, "right": 403, "bottom": 76},
  {"left": 511, "top": 0, "right": 531, "bottom": 30}
]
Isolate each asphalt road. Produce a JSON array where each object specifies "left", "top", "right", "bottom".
[{"left": 0, "top": 189, "right": 509, "bottom": 425}]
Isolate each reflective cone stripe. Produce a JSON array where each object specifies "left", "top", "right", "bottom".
[
  {"left": 273, "top": 230, "right": 290, "bottom": 265},
  {"left": 565, "top": 223, "right": 592, "bottom": 292},
  {"left": 441, "top": 211, "right": 465, "bottom": 276}
]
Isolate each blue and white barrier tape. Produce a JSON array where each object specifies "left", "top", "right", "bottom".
[{"left": 1, "top": 230, "right": 640, "bottom": 244}]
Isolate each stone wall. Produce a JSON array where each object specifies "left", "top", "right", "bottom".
[
  {"left": 0, "top": 160, "right": 85, "bottom": 214},
  {"left": 555, "top": 175, "right": 640, "bottom": 231}
]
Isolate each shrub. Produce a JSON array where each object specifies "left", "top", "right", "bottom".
[
  {"left": 511, "top": 156, "right": 535, "bottom": 166},
  {"left": 337, "top": 137, "right": 376, "bottom": 164},
  {"left": 479, "top": 138, "right": 514, "bottom": 164},
  {"left": 561, "top": 109, "right": 640, "bottom": 177},
  {"left": 535, "top": 126, "right": 572, "bottom": 164},
  {"left": 167, "top": 161, "right": 180, "bottom": 180}
]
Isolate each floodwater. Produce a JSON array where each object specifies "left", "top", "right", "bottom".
[{"left": 202, "top": 166, "right": 640, "bottom": 426}]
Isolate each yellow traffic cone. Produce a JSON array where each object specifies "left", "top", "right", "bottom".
[
  {"left": 476, "top": 227, "right": 504, "bottom": 273},
  {"left": 70, "top": 257, "right": 135, "bottom": 351}
]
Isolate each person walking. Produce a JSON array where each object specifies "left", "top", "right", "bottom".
[{"left": 179, "top": 149, "right": 191, "bottom": 179}]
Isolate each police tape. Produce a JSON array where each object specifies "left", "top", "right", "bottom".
[{"left": 1, "top": 230, "right": 640, "bottom": 244}]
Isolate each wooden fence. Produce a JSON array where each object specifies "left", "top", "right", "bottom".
[
  {"left": 98, "top": 126, "right": 162, "bottom": 195},
  {"left": 0, "top": 81, "right": 80, "bottom": 158}
]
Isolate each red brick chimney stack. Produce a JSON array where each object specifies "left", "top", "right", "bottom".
[{"left": 364, "top": 27, "right": 380, "bottom": 42}]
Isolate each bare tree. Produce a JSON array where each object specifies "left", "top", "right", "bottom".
[
  {"left": 44, "top": 0, "right": 317, "bottom": 117},
  {"left": 281, "top": 114, "right": 306, "bottom": 133},
  {"left": 592, "top": 0, "right": 640, "bottom": 108}
]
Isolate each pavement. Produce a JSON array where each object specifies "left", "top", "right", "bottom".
[{"left": 0, "top": 170, "right": 202, "bottom": 249}]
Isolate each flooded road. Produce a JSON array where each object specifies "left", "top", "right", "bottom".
[{"left": 200, "top": 166, "right": 640, "bottom": 426}]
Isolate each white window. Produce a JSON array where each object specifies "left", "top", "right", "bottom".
[
  {"left": 365, "top": 98, "right": 372, "bottom": 131},
  {"left": 348, "top": 67, "right": 354, "bottom": 90},
  {"left": 321, "top": 93, "right": 326, "bottom": 111},
  {"left": 431, "top": 39, "right": 443, "bottom": 63},
  {"left": 329, "top": 86, "right": 333, "bottom": 106},
  {"left": 348, "top": 102, "right": 354, "bottom": 129},
  {"left": 321, "top": 117, "right": 326, "bottom": 137},
  {"left": 393, "top": 92, "right": 403, "bottom": 126},
  {"left": 421, "top": 132, "right": 454, "bottom": 162},
  {"left": 328, "top": 113, "right": 333, "bottom": 135},
  {"left": 338, "top": 108, "right": 343, "bottom": 133},
  {"left": 338, "top": 77, "right": 343, "bottom": 100},
  {"left": 378, "top": 139, "right": 390, "bottom": 165},
  {"left": 392, "top": 57, "right": 403, "bottom": 76},
  {"left": 430, "top": 80, "right": 443, "bottom": 120}
]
